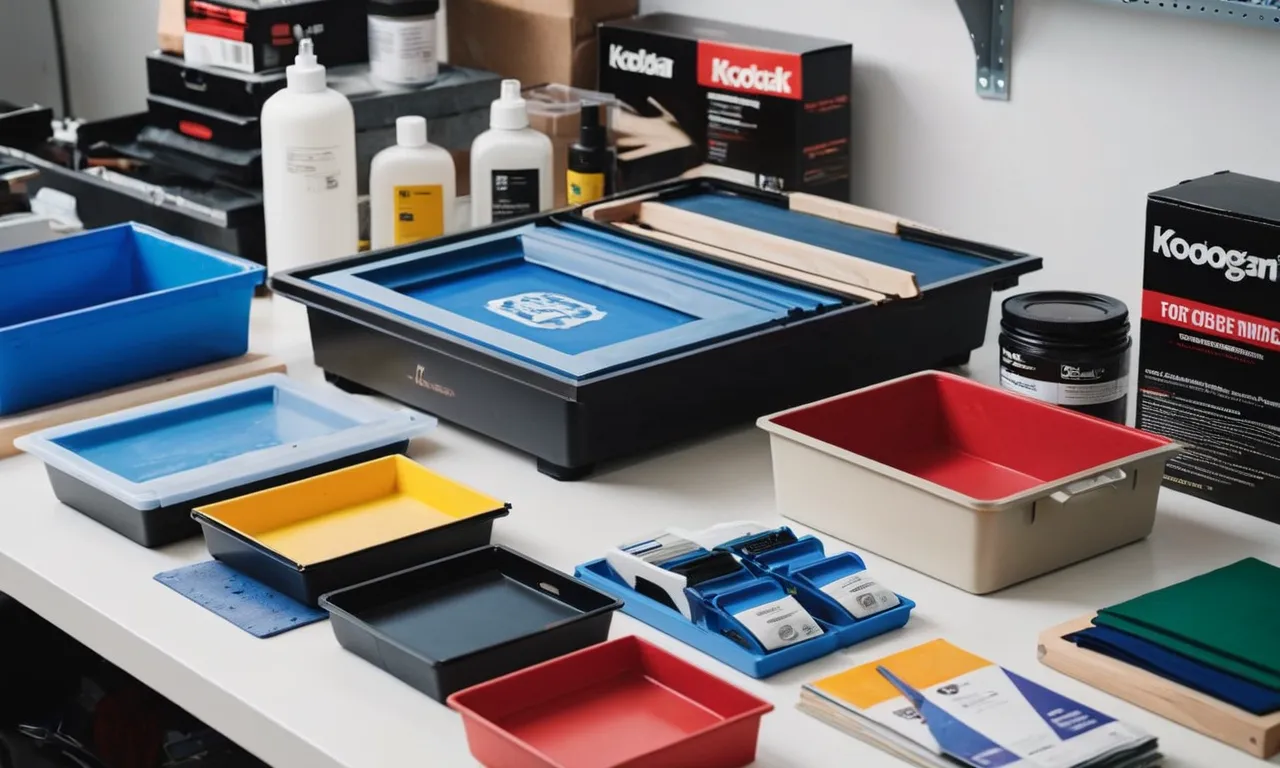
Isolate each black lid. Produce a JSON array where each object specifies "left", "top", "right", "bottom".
[
  {"left": 1002, "top": 292, "right": 1129, "bottom": 338},
  {"left": 368, "top": 0, "right": 439, "bottom": 17},
  {"left": 576, "top": 103, "right": 606, "bottom": 149}
]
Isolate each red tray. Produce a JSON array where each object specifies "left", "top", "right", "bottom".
[
  {"left": 767, "top": 370, "right": 1171, "bottom": 500},
  {"left": 447, "top": 635, "right": 773, "bottom": 768}
]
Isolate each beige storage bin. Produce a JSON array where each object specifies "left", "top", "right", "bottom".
[{"left": 758, "top": 371, "right": 1183, "bottom": 594}]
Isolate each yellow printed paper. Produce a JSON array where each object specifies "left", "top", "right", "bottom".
[{"left": 811, "top": 639, "right": 991, "bottom": 710}]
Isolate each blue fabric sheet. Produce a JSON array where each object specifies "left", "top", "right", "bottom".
[
  {"left": 1066, "top": 625, "right": 1280, "bottom": 715},
  {"left": 155, "top": 561, "right": 327, "bottom": 638}
]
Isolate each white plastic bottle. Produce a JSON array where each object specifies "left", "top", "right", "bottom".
[
  {"left": 370, "top": 116, "right": 456, "bottom": 249},
  {"left": 470, "top": 79, "right": 554, "bottom": 227},
  {"left": 260, "top": 38, "right": 358, "bottom": 274}
]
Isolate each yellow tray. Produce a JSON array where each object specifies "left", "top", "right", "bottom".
[{"left": 193, "top": 455, "right": 510, "bottom": 605}]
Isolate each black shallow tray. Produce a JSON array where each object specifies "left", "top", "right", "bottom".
[
  {"left": 47, "top": 440, "right": 410, "bottom": 549},
  {"left": 194, "top": 489, "right": 509, "bottom": 607},
  {"left": 320, "top": 546, "right": 622, "bottom": 702},
  {"left": 271, "top": 178, "right": 1042, "bottom": 480}
]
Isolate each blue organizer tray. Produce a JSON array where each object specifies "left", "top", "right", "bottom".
[
  {"left": 305, "top": 221, "right": 839, "bottom": 379},
  {"left": 0, "top": 222, "right": 264, "bottom": 414},
  {"left": 16, "top": 373, "right": 433, "bottom": 547},
  {"left": 574, "top": 526, "right": 915, "bottom": 678}
]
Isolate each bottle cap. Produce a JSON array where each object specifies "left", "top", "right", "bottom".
[
  {"left": 490, "top": 79, "right": 529, "bottom": 131},
  {"left": 577, "top": 103, "right": 606, "bottom": 149},
  {"left": 286, "top": 39, "right": 326, "bottom": 94},
  {"left": 397, "top": 116, "right": 427, "bottom": 147}
]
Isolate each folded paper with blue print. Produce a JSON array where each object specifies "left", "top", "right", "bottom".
[{"left": 307, "top": 221, "right": 839, "bottom": 379}]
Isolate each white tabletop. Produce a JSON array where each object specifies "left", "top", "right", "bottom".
[{"left": 0, "top": 297, "right": 1275, "bottom": 768}]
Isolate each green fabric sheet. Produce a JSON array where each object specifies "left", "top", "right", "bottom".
[{"left": 1094, "top": 557, "right": 1280, "bottom": 692}]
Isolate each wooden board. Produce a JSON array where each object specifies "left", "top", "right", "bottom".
[
  {"left": 636, "top": 202, "right": 921, "bottom": 299},
  {"left": 0, "top": 354, "right": 287, "bottom": 459},
  {"left": 614, "top": 222, "right": 886, "bottom": 302},
  {"left": 1038, "top": 614, "right": 1280, "bottom": 758}
]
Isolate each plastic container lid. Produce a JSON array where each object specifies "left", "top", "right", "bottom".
[
  {"left": 15, "top": 374, "right": 435, "bottom": 510},
  {"left": 490, "top": 79, "right": 529, "bottom": 130},
  {"left": 1002, "top": 291, "right": 1129, "bottom": 340},
  {"left": 368, "top": 0, "right": 439, "bottom": 16},
  {"left": 397, "top": 115, "right": 427, "bottom": 147},
  {"left": 286, "top": 39, "right": 326, "bottom": 94}
]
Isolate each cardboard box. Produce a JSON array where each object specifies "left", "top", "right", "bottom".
[
  {"left": 1137, "top": 171, "right": 1280, "bottom": 523},
  {"left": 446, "top": 0, "right": 637, "bottom": 89},
  {"left": 183, "top": 0, "right": 368, "bottom": 73},
  {"left": 158, "top": 0, "right": 185, "bottom": 55},
  {"left": 599, "top": 13, "right": 852, "bottom": 201}
]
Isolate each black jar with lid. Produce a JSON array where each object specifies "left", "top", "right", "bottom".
[{"left": 998, "top": 292, "right": 1132, "bottom": 424}]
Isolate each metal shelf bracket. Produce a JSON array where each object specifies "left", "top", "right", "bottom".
[{"left": 956, "top": 0, "right": 1014, "bottom": 100}]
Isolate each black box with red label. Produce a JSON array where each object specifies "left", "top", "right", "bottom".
[
  {"left": 598, "top": 13, "right": 852, "bottom": 201},
  {"left": 183, "top": 0, "right": 368, "bottom": 74},
  {"left": 1137, "top": 171, "right": 1280, "bottom": 523}
]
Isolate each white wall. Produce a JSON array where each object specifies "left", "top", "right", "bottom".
[
  {"left": 643, "top": 0, "right": 1280, "bottom": 320},
  {"left": 0, "top": 0, "right": 158, "bottom": 119}
]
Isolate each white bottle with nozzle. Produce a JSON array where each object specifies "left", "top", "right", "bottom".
[
  {"left": 370, "top": 116, "right": 456, "bottom": 249},
  {"left": 260, "top": 38, "right": 358, "bottom": 274},
  {"left": 470, "top": 79, "right": 554, "bottom": 227}
]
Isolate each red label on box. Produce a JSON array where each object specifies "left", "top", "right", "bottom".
[
  {"left": 186, "top": 17, "right": 245, "bottom": 41},
  {"left": 696, "top": 42, "right": 803, "bottom": 100},
  {"left": 187, "top": 1, "right": 247, "bottom": 24},
  {"left": 1143, "top": 289, "right": 1280, "bottom": 350}
]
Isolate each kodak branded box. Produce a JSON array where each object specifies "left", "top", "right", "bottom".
[
  {"left": 598, "top": 14, "right": 852, "bottom": 201},
  {"left": 1138, "top": 171, "right": 1280, "bottom": 523},
  {"left": 183, "top": 0, "right": 368, "bottom": 74}
]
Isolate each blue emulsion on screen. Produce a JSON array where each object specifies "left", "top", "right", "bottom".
[
  {"left": 52, "top": 387, "right": 360, "bottom": 483},
  {"left": 668, "top": 194, "right": 995, "bottom": 287},
  {"left": 396, "top": 261, "right": 697, "bottom": 355}
]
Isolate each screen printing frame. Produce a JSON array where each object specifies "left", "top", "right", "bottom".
[
  {"left": 270, "top": 179, "right": 1043, "bottom": 479},
  {"left": 307, "top": 223, "right": 825, "bottom": 379}
]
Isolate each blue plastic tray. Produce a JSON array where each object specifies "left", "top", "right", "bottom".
[
  {"left": 16, "top": 374, "right": 433, "bottom": 546},
  {"left": 574, "top": 527, "right": 914, "bottom": 678},
  {"left": 0, "top": 222, "right": 263, "bottom": 414},
  {"left": 306, "top": 222, "right": 839, "bottom": 379}
]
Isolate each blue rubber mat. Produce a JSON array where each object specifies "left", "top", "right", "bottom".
[
  {"left": 155, "top": 560, "right": 327, "bottom": 638},
  {"left": 667, "top": 193, "right": 997, "bottom": 287}
]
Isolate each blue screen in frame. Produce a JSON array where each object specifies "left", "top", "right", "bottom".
[{"left": 399, "top": 259, "right": 696, "bottom": 355}]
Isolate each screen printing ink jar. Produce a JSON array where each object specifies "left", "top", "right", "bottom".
[
  {"left": 368, "top": 0, "right": 440, "bottom": 87},
  {"left": 999, "top": 292, "right": 1132, "bottom": 424}
]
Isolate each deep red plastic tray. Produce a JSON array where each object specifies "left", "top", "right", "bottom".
[
  {"left": 447, "top": 635, "right": 773, "bottom": 768},
  {"left": 767, "top": 370, "right": 1171, "bottom": 501}
]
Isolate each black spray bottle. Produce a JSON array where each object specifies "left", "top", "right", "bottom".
[{"left": 566, "top": 103, "right": 614, "bottom": 205}]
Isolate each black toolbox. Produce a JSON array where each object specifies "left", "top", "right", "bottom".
[{"left": 270, "top": 178, "right": 1042, "bottom": 480}]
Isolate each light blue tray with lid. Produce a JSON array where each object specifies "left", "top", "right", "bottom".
[{"left": 16, "top": 373, "right": 434, "bottom": 546}]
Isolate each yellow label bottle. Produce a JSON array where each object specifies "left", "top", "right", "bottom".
[{"left": 370, "top": 116, "right": 456, "bottom": 249}]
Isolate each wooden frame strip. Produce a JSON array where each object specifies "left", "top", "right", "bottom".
[
  {"left": 636, "top": 202, "right": 920, "bottom": 299},
  {"left": 1038, "top": 614, "right": 1280, "bottom": 758},
  {"left": 615, "top": 223, "right": 885, "bottom": 302}
]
